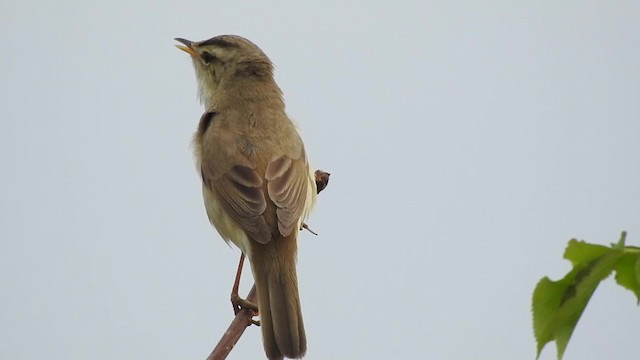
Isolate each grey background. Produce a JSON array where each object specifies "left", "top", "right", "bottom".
[{"left": 1, "top": 1, "right": 639, "bottom": 359}]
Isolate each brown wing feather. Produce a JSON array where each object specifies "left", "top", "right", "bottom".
[
  {"left": 197, "top": 112, "right": 272, "bottom": 244},
  {"left": 206, "top": 165, "right": 272, "bottom": 244},
  {"left": 265, "top": 152, "right": 310, "bottom": 237}
]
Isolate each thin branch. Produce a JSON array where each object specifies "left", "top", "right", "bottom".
[{"left": 206, "top": 285, "right": 258, "bottom": 360}]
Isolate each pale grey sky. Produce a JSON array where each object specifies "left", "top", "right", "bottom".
[{"left": 1, "top": 1, "right": 639, "bottom": 359}]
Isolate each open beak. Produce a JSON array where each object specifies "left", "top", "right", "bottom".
[{"left": 174, "top": 38, "right": 197, "bottom": 57}]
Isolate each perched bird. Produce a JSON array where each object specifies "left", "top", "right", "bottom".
[{"left": 175, "top": 35, "right": 316, "bottom": 360}]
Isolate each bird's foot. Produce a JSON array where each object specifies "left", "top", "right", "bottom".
[{"left": 231, "top": 293, "right": 260, "bottom": 326}]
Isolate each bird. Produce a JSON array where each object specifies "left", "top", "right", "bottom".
[{"left": 175, "top": 35, "right": 316, "bottom": 360}]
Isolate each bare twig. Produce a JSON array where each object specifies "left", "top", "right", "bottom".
[
  {"left": 206, "top": 285, "right": 258, "bottom": 360},
  {"left": 301, "top": 223, "right": 318, "bottom": 235},
  {"left": 205, "top": 169, "right": 330, "bottom": 360}
]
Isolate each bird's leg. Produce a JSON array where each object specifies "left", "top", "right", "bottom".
[{"left": 230, "top": 253, "right": 260, "bottom": 326}]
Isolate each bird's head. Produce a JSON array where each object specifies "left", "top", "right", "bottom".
[{"left": 175, "top": 35, "right": 275, "bottom": 104}]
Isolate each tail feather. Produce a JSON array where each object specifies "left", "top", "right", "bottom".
[{"left": 251, "top": 234, "right": 306, "bottom": 359}]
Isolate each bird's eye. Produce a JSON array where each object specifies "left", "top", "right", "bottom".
[{"left": 201, "top": 51, "right": 215, "bottom": 64}]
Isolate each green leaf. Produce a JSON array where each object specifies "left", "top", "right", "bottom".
[
  {"left": 563, "top": 239, "right": 611, "bottom": 265},
  {"left": 533, "top": 238, "right": 625, "bottom": 359},
  {"left": 614, "top": 247, "right": 640, "bottom": 304}
]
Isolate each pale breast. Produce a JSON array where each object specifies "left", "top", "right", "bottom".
[{"left": 202, "top": 185, "right": 252, "bottom": 257}]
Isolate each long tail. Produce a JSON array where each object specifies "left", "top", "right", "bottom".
[
  {"left": 250, "top": 233, "right": 306, "bottom": 360},
  {"left": 250, "top": 233, "right": 307, "bottom": 360}
]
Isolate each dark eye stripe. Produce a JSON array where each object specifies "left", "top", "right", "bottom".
[{"left": 201, "top": 51, "right": 215, "bottom": 63}]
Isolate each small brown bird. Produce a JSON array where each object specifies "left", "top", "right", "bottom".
[{"left": 175, "top": 35, "right": 316, "bottom": 360}]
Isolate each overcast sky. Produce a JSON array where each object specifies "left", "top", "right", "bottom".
[{"left": 2, "top": 1, "right": 639, "bottom": 359}]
